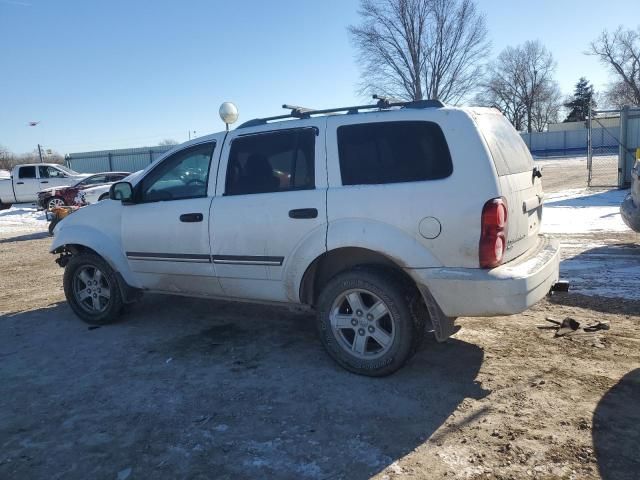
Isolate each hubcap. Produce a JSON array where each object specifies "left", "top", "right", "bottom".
[
  {"left": 72, "top": 266, "right": 111, "bottom": 313},
  {"left": 48, "top": 198, "right": 64, "bottom": 209},
  {"left": 329, "top": 289, "right": 395, "bottom": 360}
]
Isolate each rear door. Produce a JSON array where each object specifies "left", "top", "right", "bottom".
[
  {"left": 210, "top": 122, "right": 327, "bottom": 303},
  {"left": 472, "top": 110, "right": 542, "bottom": 262},
  {"left": 14, "top": 166, "right": 40, "bottom": 202}
]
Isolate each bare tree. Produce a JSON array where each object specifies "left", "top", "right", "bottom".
[
  {"left": 476, "top": 40, "right": 561, "bottom": 132},
  {"left": 158, "top": 139, "right": 178, "bottom": 146},
  {"left": 349, "top": 0, "right": 489, "bottom": 104},
  {"left": 589, "top": 26, "right": 640, "bottom": 106}
]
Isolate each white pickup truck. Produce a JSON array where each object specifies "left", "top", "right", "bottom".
[{"left": 0, "top": 163, "right": 89, "bottom": 210}]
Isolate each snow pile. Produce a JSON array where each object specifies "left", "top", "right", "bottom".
[
  {"left": 0, "top": 203, "right": 48, "bottom": 236},
  {"left": 542, "top": 188, "right": 631, "bottom": 234}
]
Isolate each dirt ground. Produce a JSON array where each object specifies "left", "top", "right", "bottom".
[{"left": 1, "top": 160, "right": 639, "bottom": 479}]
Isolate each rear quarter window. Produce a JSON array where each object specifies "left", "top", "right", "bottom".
[
  {"left": 337, "top": 121, "right": 453, "bottom": 185},
  {"left": 474, "top": 112, "right": 533, "bottom": 176}
]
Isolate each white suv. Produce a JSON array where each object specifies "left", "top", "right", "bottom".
[{"left": 51, "top": 99, "right": 560, "bottom": 376}]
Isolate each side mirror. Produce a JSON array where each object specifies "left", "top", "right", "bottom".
[{"left": 110, "top": 182, "right": 134, "bottom": 204}]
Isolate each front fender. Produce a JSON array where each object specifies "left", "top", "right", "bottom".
[{"left": 50, "top": 224, "right": 139, "bottom": 288}]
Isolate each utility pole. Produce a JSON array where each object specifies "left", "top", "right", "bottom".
[{"left": 37, "top": 144, "right": 44, "bottom": 163}]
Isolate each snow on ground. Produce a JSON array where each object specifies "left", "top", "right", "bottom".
[
  {"left": 542, "top": 188, "right": 630, "bottom": 234},
  {"left": 542, "top": 187, "right": 640, "bottom": 301},
  {"left": 0, "top": 203, "right": 48, "bottom": 237}
]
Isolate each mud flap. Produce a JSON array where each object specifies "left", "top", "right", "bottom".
[{"left": 418, "top": 286, "right": 459, "bottom": 342}]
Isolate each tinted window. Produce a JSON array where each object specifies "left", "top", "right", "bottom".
[
  {"left": 337, "top": 121, "right": 452, "bottom": 185},
  {"left": 78, "top": 175, "right": 108, "bottom": 187},
  {"left": 108, "top": 173, "right": 128, "bottom": 182},
  {"left": 139, "top": 142, "right": 215, "bottom": 202},
  {"left": 19, "top": 166, "right": 36, "bottom": 178},
  {"left": 225, "top": 128, "right": 315, "bottom": 196}
]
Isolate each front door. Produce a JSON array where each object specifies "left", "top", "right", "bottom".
[
  {"left": 121, "top": 140, "right": 224, "bottom": 297},
  {"left": 211, "top": 122, "right": 327, "bottom": 303},
  {"left": 13, "top": 165, "right": 40, "bottom": 202},
  {"left": 38, "top": 165, "right": 73, "bottom": 189}
]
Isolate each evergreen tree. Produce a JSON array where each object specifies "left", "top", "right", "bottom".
[{"left": 563, "top": 77, "right": 596, "bottom": 122}]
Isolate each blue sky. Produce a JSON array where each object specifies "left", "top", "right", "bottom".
[{"left": 1, "top": 0, "right": 637, "bottom": 154}]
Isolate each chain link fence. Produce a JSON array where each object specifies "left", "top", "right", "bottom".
[{"left": 587, "top": 112, "right": 621, "bottom": 187}]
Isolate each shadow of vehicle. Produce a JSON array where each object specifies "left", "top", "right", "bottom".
[
  {"left": 0, "top": 297, "right": 487, "bottom": 479},
  {"left": 593, "top": 369, "right": 640, "bottom": 480},
  {"left": 0, "top": 231, "right": 49, "bottom": 244}
]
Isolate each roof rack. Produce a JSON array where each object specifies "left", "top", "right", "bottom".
[{"left": 236, "top": 95, "right": 445, "bottom": 129}]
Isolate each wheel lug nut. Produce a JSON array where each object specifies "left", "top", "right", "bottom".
[
  {"left": 368, "top": 326, "right": 375, "bottom": 333},
  {"left": 358, "top": 328, "right": 365, "bottom": 336},
  {"left": 92, "top": 293, "right": 97, "bottom": 298},
  {"left": 367, "top": 314, "right": 373, "bottom": 321},
  {"left": 86, "top": 289, "right": 91, "bottom": 293},
  {"left": 351, "top": 318, "right": 358, "bottom": 326},
  {"left": 356, "top": 310, "right": 363, "bottom": 317}
]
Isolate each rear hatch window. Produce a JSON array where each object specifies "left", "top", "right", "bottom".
[{"left": 474, "top": 111, "right": 533, "bottom": 176}]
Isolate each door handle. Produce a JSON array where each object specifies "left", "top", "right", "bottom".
[
  {"left": 16, "top": 182, "right": 24, "bottom": 185},
  {"left": 40, "top": 181, "right": 49, "bottom": 184},
  {"left": 180, "top": 213, "right": 203, "bottom": 223},
  {"left": 289, "top": 208, "right": 318, "bottom": 219}
]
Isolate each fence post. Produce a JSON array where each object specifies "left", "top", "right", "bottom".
[
  {"left": 107, "top": 152, "right": 113, "bottom": 171},
  {"left": 563, "top": 130, "right": 567, "bottom": 156},
  {"left": 149, "top": 150, "right": 153, "bottom": 164},
  {"left": 619, "top": 106, "right": 629, "bottom": 187}
]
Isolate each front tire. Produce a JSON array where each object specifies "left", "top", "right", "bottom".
[
  {"left": 63, "top": 253, "right": 124, "bottom": 325},
  {"left": 316, "top": 268, "right": 421, "bottom": 376},
  {"left": 47, "top": 196, "right": 66, "bottom": 210}
]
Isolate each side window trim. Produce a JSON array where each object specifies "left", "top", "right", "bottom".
[{"left": 135, "top": 141, "right": 216, "bottom": 203}]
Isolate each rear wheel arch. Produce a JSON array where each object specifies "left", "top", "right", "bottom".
[{"left": 299, "top": 247, "right": 419, "bottom": 307}]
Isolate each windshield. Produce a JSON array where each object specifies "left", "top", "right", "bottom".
[{"left": 57, "top": 165, "right": 79, "bottom": 176}]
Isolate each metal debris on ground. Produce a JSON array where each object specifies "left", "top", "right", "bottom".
[{"left": 537, "top": 317, "right": 610, "bottom": 338}]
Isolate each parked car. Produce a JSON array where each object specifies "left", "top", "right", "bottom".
[
  {"left": 621, "top": 152, "right": 640, "bottom": 232},
  {"left": 0, "top": 163, "right": 89, "bottom": 210},
  {"left": 50, "top": 99, "right": 560, "bottom": 376},
  {"left": 78, "top": 171, "right": 143, "bottom": 205},
  {"left": 37, "top": 172, "right": 130, "bottom": 210}
]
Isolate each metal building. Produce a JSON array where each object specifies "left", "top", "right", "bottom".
[{"left": 66, "top": 145, "right": 175, "bottom": 174}]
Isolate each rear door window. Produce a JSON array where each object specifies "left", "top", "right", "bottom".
[
  {"left": 474, "top": 112, "right": 534, "bottom": 176},
  {"left": 225, "top": 128, "right": 315, "bottom": 196},
  {"left": 19, "top": 166, "right": 37, "bottom": 178},
  {"left": 337, "top": 121, "right": 452, "bottom": 186}
]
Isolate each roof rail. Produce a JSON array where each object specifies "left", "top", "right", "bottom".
[{"left": 236, "top": 96, "right": 445, "bottom": 129}]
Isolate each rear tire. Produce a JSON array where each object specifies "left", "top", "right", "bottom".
[
  {"left": 0, "top": 202, "right": 11, "bottom": 211},
  {"left": 316, "top": 267, "right": 422, "bottom": 376},
  {"left": 63, "top": 253, "right": 124, "bottom": 325}
]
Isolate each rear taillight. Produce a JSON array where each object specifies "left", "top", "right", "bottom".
[{"left": 479, "top": 197, "right": 508, "bottom": 268}]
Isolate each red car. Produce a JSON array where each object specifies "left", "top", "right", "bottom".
[{"left": 37, "top": 172, "right": 130, "bottom": 210}]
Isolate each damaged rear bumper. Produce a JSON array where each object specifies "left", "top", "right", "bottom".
[{"left": 408, "top": 235, "right": 561, "bottom": 317}]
